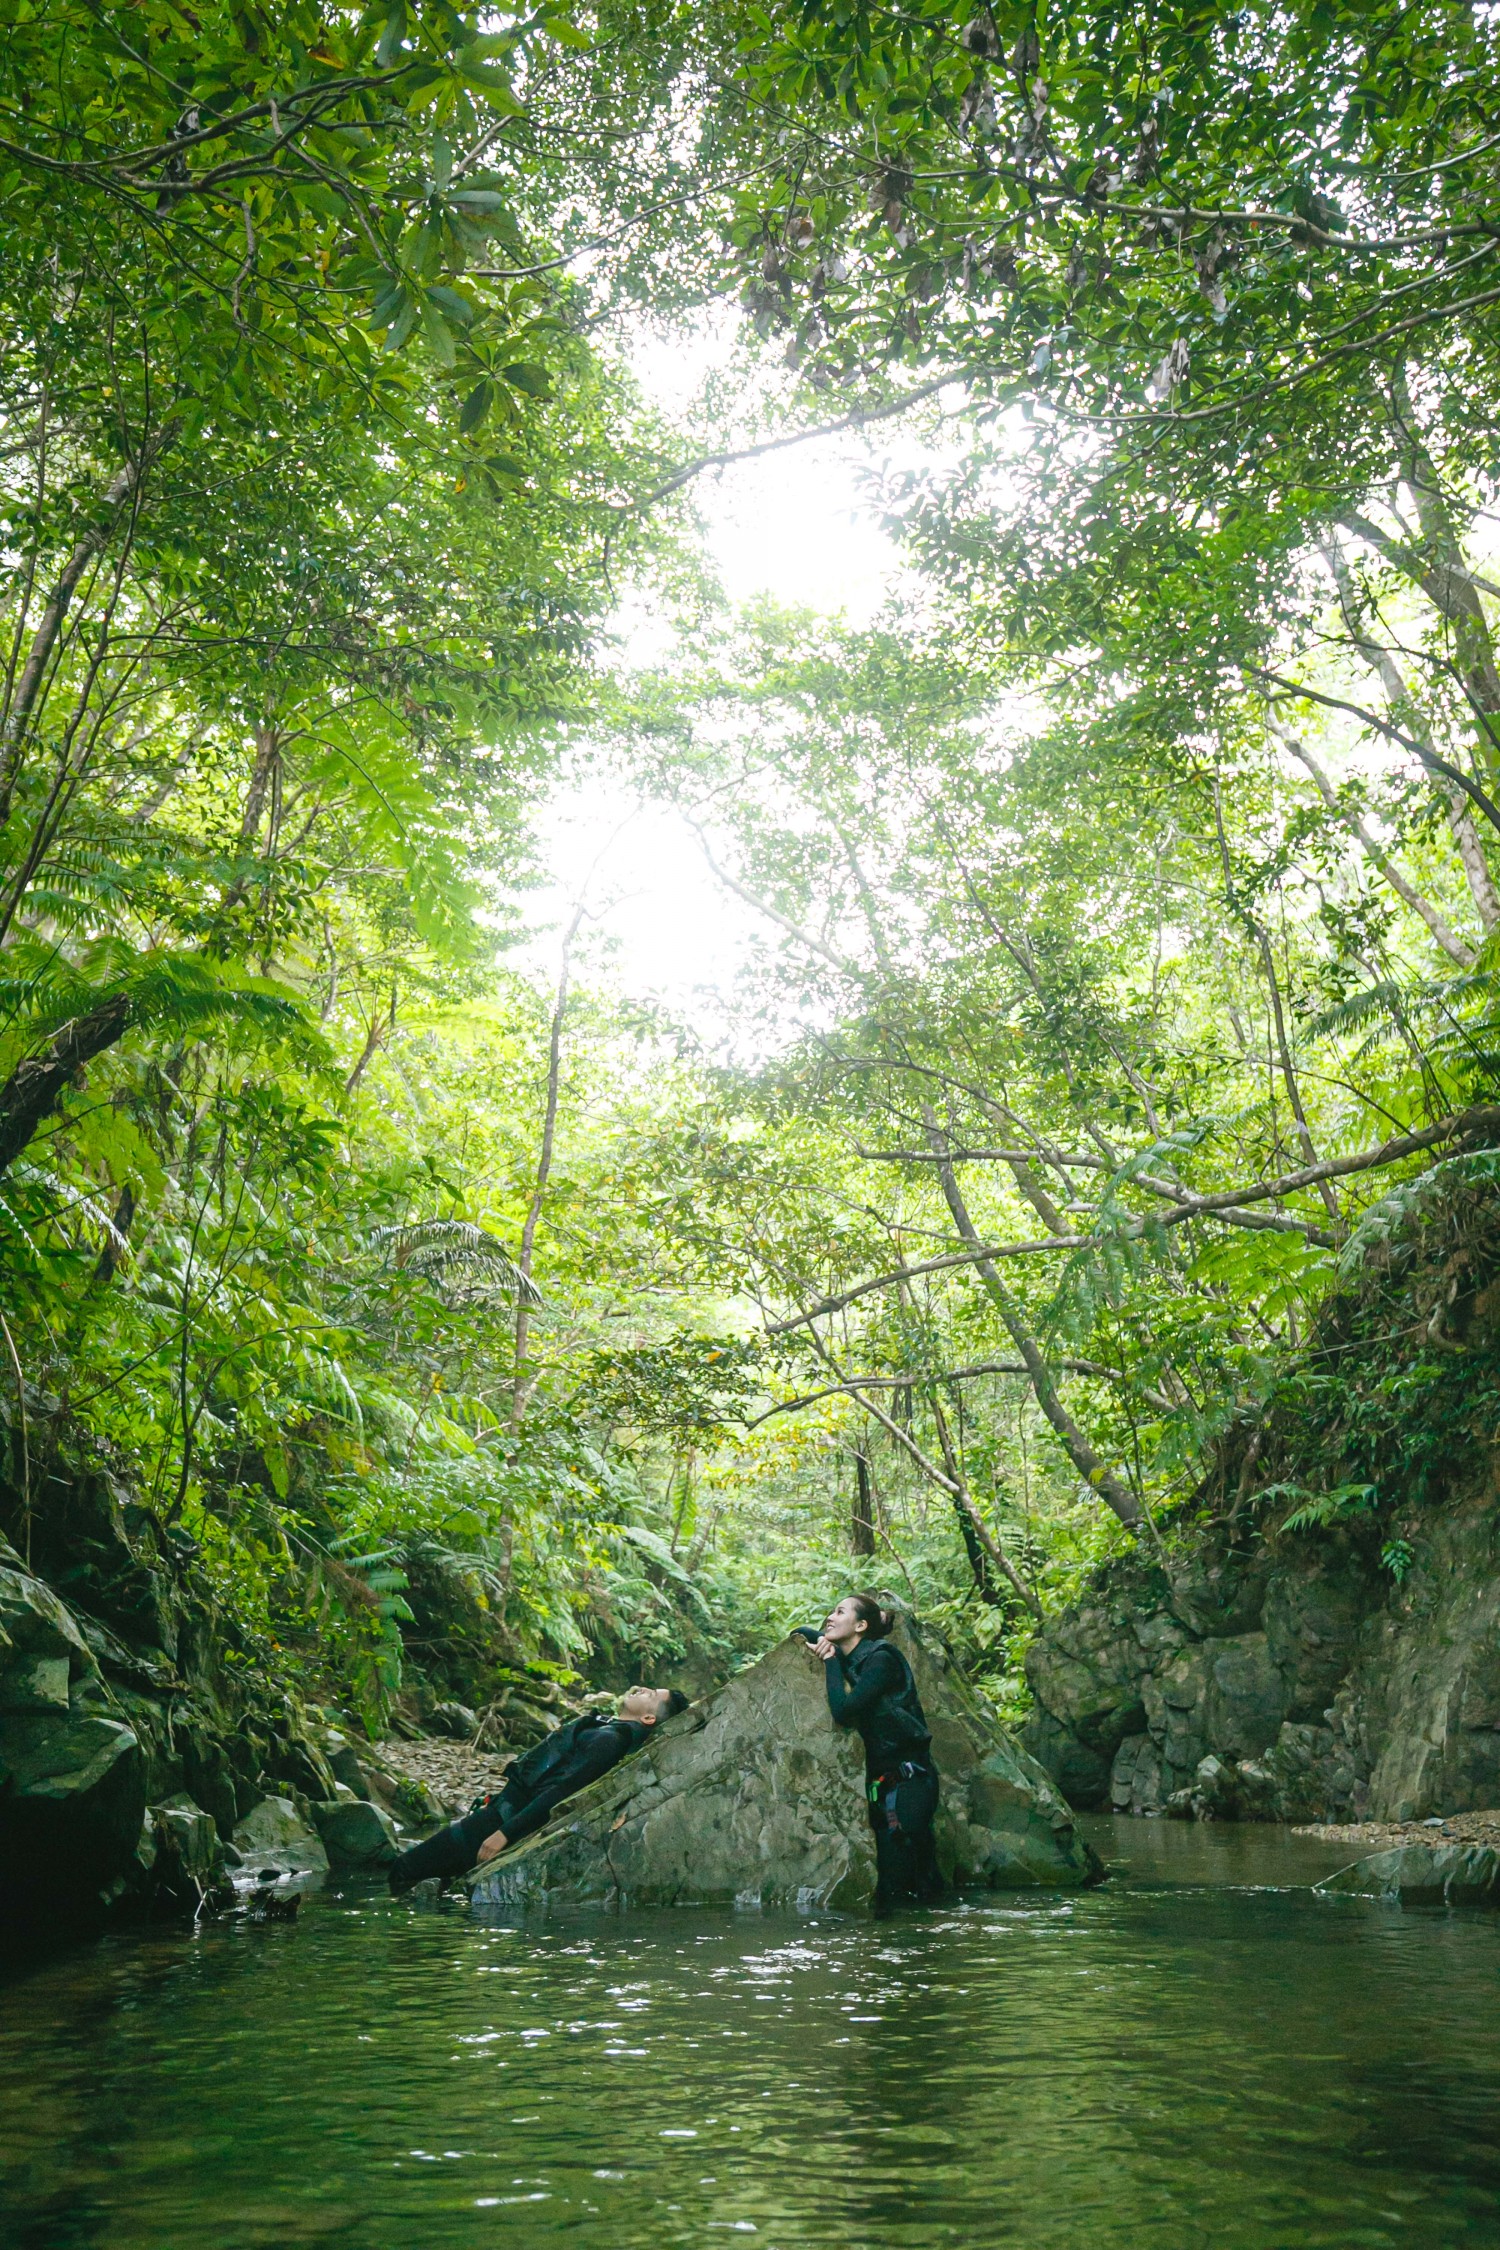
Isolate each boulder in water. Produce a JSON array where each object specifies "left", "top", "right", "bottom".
[
  {"left": 470, "top": 1612, "right": 1101, "bottom": 1914},
  {"left": 227, "top": 1795, "right": 329, "bottom": 1879},
  {"left": 1317, "top": 1842, "right": 1500, "bottom": 1907},
  {"left": 312, "top": 1796, "right": 399, "bottom": 1867},
  {"left": 134, "top": 1793, "right": 230, "bottom": 1910},
  {"left": 0, "top": 1549, "right": 146, "bottom": 1913}
]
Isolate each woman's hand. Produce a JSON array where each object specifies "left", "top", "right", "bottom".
[
  {"left": 811, "top": 1635, "right": 836, "bottom": 1661},
  {"left": 474, "top": 1828, "right": 509, "bottom": 1865}
]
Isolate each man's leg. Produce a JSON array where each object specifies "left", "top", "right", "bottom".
[{"left": 389, "top": 1795, "right": 513, "bottom": 1894}]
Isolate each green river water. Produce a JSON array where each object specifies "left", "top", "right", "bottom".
[{"left": 2, "top": 1818, "right": 1498, "bottom": 2250}]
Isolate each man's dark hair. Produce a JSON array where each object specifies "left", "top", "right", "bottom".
[{"left": 658, "top": 1689, "right": 690, "bottom": 1719}]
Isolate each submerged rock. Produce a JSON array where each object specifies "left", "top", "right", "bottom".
[
  {"left": 469, "top": 1613, "right": 1100, "bottom": 1914},
  {"left": 1317, "top": 1842, "right": 1500, "bottom": 1907}
]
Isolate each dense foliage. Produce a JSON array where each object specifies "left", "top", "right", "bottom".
[{"left": 6, "top": 0, "right": 1500, "bottom": 1737}]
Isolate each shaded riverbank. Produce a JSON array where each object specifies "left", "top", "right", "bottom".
[{"left": 5, "top": 1819, "right": 1499, "bottom": 2249}]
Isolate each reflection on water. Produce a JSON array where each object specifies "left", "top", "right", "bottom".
[{"left": 3, "top": 1817, "right": 1499, "bottom": 2249}]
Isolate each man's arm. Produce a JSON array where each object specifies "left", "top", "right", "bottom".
[{"left": 483, "top": 1723, "right": 638, "bottom": 1851}]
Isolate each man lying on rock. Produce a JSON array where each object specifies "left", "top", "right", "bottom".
[{"left": 388, "top": 1685, "right": 689, "bottom": 1895}]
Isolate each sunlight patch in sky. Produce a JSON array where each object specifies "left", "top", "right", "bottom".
[{"left": 512, "top": 387, "right": 922, "bottom": 1041}]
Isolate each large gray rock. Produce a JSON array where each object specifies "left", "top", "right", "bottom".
[
  {"left": 311, "top": 1796, "right": 399, "bottom": 1867},
  {"left": 0, "top": 1707, "right": 144, "bottom": 1850},
  {"left": 1317, "top": 1842, "right": 1500, "bottom": 1907},
  {"left": 0, "top": 1553, "right": 96, "bottom": 1712},
  {"left": 228, "top": 1795, "right": 329, "bottom": 1877},
  {"left": 897, "top": 1614, "right": 1099, "bottom": 1889},
  {"left": 470, "top": 1616, "right": 1100, "bottom": 1915},
  {"left": 0, "top": 1554, "right": 146, "bottom": 1900},
  {"left": 132, "top": 1793, "right": 230, "bottom": 1910}
]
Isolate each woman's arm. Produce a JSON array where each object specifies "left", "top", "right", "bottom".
[{"left": 824, "top": 1645, "right": 900, "bottom": 1728}]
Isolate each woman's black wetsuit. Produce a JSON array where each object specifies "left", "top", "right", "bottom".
[{"left": 817, "top": 1635, "right": 944, "bottom": 1910}]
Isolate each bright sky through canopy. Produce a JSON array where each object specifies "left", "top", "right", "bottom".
[{"left": 517, "top": 404, "right": 914, "bottom": 1035}]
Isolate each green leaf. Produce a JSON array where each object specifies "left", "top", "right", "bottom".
[
  {"left": 296, "top": 183, "right": 348, "bottom": 222},
  {"left": 375, "top": 0, "right": 407, "bottom": 68},
  {"left": 369, "top": 281, "right": 406, "bottom": 330},
  {"left": 500, "top": 361, "right": 551, "bottom": 397},
  {"left": 420, "top": 297, "right": 457, "bottom": 367},
  {"left": 458, "top": 377, "right": 493, "bottom": 433},
  {"left": 450, "top": 189, "right": 515, "bottom": 217},
  {"left": 458, "top": 61, "right": 525, "bottom": 114},
  {"left": 425, "top": 284, "right": 476, "bottom": 328},
  {"left": 384, "top": 295, "right": 420, "bottom": 350}
]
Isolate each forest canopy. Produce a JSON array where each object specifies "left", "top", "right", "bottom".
[{"left": 4, "top": 0, "right": 1500, "bottom": 1729}]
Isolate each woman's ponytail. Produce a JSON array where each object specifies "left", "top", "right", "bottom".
[{"left": 849, "top": 1591, "right": 894, "bottom": 1641}]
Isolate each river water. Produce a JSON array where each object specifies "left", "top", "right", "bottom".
[{"left": 2, "top": 1818, "right": 1498, "bottom": 2249}]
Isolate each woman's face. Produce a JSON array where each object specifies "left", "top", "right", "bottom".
[{"left": 822, "top": 1597, "right": 868, "bottom": 1646}]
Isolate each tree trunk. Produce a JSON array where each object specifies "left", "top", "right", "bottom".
[
  {"left": 1388, "top": 365, "right": 1500, "bottom": 776},
  {"left": 1448, "top": 794, "right": 1500, "bottom": 931},
  {"left": 1274, "top": 720, "right": 1475, "bottom": 966},
  {"left": 0, "top": 433, "right": 174, "bottom": 829},
  {"left": 0, "top": 995, "right": 131, "bottom": 1178},
  {"left": 1322, "top": 533, "right": 1500, "bottom": 932},
  {"left": 511, "top": 902, "right": 584, "bottom": 1423},
  {"left": 851, "top": 1446, "right": 876, "bottom": 1556}
]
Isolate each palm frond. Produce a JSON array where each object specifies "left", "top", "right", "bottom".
[{"left": 368, "top": 1218, "right": 542, "bottom": 1304}]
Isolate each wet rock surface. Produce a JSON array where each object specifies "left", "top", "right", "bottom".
[
  {"left": 1022, "top": 1475, "right": 1500, "bottom": 1826},
  {"left": 470, "top": 1612, "right": 1100, "bottom": 1914},
  {"left": 311, "top": 1796, "right": 399, "bottom": 1867},
  {"left": 0, "top": 1538, "right": 146, "bottom": 1913},
  {"left": 228, "top": 1795, "right": 330, "bottom": 1878},
  {"left": 1317, "top": 1840, "right": 1500, "bottom": 1906},
  {"left": 0, "top": 1448, "right": 426, "bottom": 1935}
]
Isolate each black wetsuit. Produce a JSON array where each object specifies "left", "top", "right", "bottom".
[
  {"left": 804, "top": 1631, "right": 944, "bottom": 1911},
  {"left": 388, "top": 1713, "right": 649, "bottom": 1891}
]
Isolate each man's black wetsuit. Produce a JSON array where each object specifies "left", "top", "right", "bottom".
[
  {"left": 389, "top": 1713, "right": 650, "bottom": 1892},
  {"left": 803, "top": 1631, "right": 944, "bottom": 1911}
]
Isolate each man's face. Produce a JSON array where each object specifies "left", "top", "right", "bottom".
[{"left": 617, "top": 1685, "right": 668, "bottom": 1724}]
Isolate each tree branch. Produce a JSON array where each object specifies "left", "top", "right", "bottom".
[
  {"left": 0, "top": 995, "right": 131, "bottom": 1178},
  {"left": 922, "top": 1108, "right": 1145, "bottom": 1534},
  {"left": 1270, "top": 715, "right": 1476, "bottom": 966}
]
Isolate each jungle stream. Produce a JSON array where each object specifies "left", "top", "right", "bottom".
[{"left": 3, "top": 1820, "right": 1498, "bottom": 2250}]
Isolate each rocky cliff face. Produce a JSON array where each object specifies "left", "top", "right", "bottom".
[
  {"left": 1022, "top": 1458, "right": 1500, "bottom": 1823},
  {"left": 471, "top": 1613, "right": 1101, "bottom": 1915},
  {"left": 1025, "top": 1154, "right": 1500, "bottom": 1826},
  {"left": 0, "top": 1431, "right": 424, "bottom": 1934}
]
